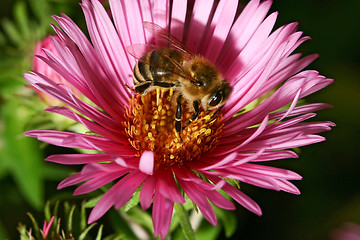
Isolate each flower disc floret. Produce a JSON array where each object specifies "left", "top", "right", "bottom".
[{"left": 123, "top": 90, "right": 223, "bottom": 167}]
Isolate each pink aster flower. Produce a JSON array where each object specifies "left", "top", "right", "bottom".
[
  {"left": 332, "top": 223, "right": 360, "bottom": 240},
  {"left": 24, "top": 0, "right": 334, "bottom": 238},
  {"left": 32, "top": 35, "right": 80, "bottom": 105}
]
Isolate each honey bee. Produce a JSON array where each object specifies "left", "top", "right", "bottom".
[{"left": 126, "top": 22, "right": 232, "bottom": 136}]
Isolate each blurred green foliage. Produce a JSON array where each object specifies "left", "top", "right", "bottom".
[{"left": 0, "top": 0, "right": 80, "bottom": 238}]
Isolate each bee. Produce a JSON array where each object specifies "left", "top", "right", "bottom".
[{"left": 126, "top": 22, "right": 232, "bottom": 136}]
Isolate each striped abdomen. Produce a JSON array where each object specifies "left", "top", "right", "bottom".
[{"left": 133, "top": 48, "right": 185, "bottom": 85}]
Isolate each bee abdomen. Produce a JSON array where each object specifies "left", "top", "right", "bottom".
[
  {"left": 133, "top": 49, "right": 182, "bottom": 85},
  {"left": 133, "top": 53, "right": 153, "bottom": 85}
]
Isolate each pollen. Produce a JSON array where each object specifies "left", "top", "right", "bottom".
[{"left": 123, "top": 90, "right": 224, "bottom": 167}]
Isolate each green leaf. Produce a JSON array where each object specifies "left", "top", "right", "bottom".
[
  {"left": 1, "top": 19, "right": 22, "bottom": 46},
  {"left": 14, "top": 1, "right": 31, "bottom": 40},
  {"left": 42, "top": 163, "right": 72, "bottom": 181},
  {"left": 127, "top": 206, "right": 154, "bottom": 233},
  {"left": 196, "top": 221, "right": 222, "bottom": 240},
  {"left": 102, "top": 233, "right": 125, "bottom": 240},
  {"left": 26, "top": 212, "right": 41, "bottom": 240},
  {"left": 174, "top": 203, "right": 196, "bottom": 240},
  {"left": 79, "top": 223, "right": 97, "bottom": 240},
  {"left": 28, "top": 0, "right": 51, "bottom": 26},
  {"left": 52, "top": 200, "right": 60, "bottom": 230},
  {"left": 121, "top": 188, "right": 140, "bottom": 212},
  {"left": 0, "top": 31, "right": 6, "bottom": 46},
  {"left": 80, "top": 201, "right": 87, "bottom": 231},
  {"left": 67, "top": 204, "right": 76, "bottom": 233},
  {"left": 95, "top": 224, "right": 104, "bottom": 240},
  {"left": 17, "top": 223, "right": 29, "bottom": 240},
  {"left": 44, "top": 201, "right": 52, "bottom": 221},
  {"left": 0, "top": 144, "right": 8, "bottom": 179},
  {"left": 0, "top": 220, "right": 9, "bottom": 240},
  {"left": 214, "top": 207, "right": 237, "bottom": 238},
  {"left": 108, "top": 210, "right": 137, "bottom": 239},
  {"left": 84, "top": 195, "right": 102, "bottom": 208},
  {"left": 2, "top": 100, "right": 44, "bottom": 209}
]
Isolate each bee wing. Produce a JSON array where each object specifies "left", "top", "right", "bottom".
[
  {"left": 126, "top": 44, "right": 198, "bottom": 85},
  {"left": 126, "top": 43, "right": 159, "bottom": 61},
  {"left": 142, "top": 21, "right": 193, "bottom": 57},
  {"left": 126, "top": 22, "right": 200, "bottom": 84}
]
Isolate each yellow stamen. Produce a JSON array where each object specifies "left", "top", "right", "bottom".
[{"left": 123, "top": 91, "right": 223, "bottom": 167}]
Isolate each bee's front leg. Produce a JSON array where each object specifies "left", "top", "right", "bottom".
[
  {"left": 175, "top": 94, "right": 183, "bottom": 141},
  {"left": 207, "top": 105, "right": 224, "bottom": 124},
  {"left": 182, "top": 100, "right": 200, "bottom": 130}
]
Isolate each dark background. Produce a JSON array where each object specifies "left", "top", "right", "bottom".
[
  {"left": 237, "top": 0, "right": 360, "bottom": 239},
  {"left": 0, "top": 0, "right": 359, "bottom": 239}
]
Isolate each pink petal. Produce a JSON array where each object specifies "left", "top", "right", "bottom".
[
  {"left": 88, "top": 170, "right": 146, "bottom": 223},
  {"left": 191, "top": 152, "right": 238, "bottom": 170},
  {"left": 46, "top": 106, "right": 126, "bottom": 143},
  {"left": 223, "top": 71, "right": 333, "bottom": 136},
  {"left": 176, "top": 172, "right": 217, "bottom": 225},
  {"left": 269, "top": 103, "right": 332, "bottom": 120},
  {"left": 274, "top": 179, "right": 301, "bottom": 194},
  {"left": 215, "top": 115, "right": 269, "bottom": 156},
  {"left": 214, "top": 168, "right": 281, "bottom": 191},
  {"left": 245, "top": 134, "right": 326, "bottom": 151},
  {"left": 74, "top": 171, "right": 126, "bottom": 195},
  {"left": 231, "top": 148, "right": 265, "bottom": 166},
  {"left": 170, "top": 0, "right": 187, "bottom": 40},
  {"left": 152, "top": 190, "right": 174, "bottom": 239},
  {"left": 139, "top": 151, "right": 154, "bottom": 175},
  {"left": 203, "top": 0, "right": 238, "bottom": 62},
  {"left": 222, "top": 182, "right": 262, "bottom": 216},
  {"left": 185, "top": 0, "right": 214, "bottom": 53},
  {"left": 156, "top": 168, "right": 185, "bottom": 203},
  {"left": 114, "top": 171, "right": 147, "bottom": 209},
  {"left": 240, "top": 150, "right": 298, "bottom": 163},
  {"left": 205, "top": 189, "right": 235, "bottom": 210},
  {"left": 153, "top": 0, "right": 170, "bottom": 29},
  {"left": 57, "top": 172, "right": 92, "bottom": 189},
  {"left": 217, "top": 0, "right": 272, "bottom": 71},
  {"left": 224, "top": 40, "right": 287, "bottom": 120},
  {"left": 140, "top": 175, "right": 156, "bottom": 210},
  {"left": 24, "top": 72, "right": 119, "bottom": 128},
  {"left": 88, "top": 179, "right": 122, "bottom": 223},
  {"left": 238, "top": 163, "right": 302, "bottom": 180},
  {"left": 46, "top": 154, "right": 115, "bottom": 165}
]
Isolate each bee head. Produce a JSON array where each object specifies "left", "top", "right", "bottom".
[{"left": 205, "top": 80, "right": 232, "bottom": 110}]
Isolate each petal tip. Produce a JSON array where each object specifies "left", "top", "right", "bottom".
[{"left": 139, "top": 151, "right": 154, "bottom": 175}]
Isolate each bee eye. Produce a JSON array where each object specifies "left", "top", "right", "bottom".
[{"left": 209, "top": 90, "right": 223, "bottom": 107}]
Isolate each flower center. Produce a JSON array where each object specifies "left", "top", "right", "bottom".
[{"left": 123, "top": 90, "right": 224, "bottom": 167}]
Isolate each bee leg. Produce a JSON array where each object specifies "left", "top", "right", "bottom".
[
  {"left": 206, "top": 105, "right": 224, "bottom": 124},
  {"left": 132, "top": 81, "right": 153, "bottom": 94},
  {"left": 152, "top": 82, "right": 175, "bottom": 88},
  {"left": 182, "top": 100, "right": 200, "bottom": 130},
  {"left": 124, "top": 84, "right": 136, "bottom": 92},
  {"left": 175, "top": 94, "right": 183, "bottom": 142}
]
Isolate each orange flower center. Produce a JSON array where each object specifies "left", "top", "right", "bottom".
[{"left": 123, "top": 90, "right": 224, "bottom": 167}]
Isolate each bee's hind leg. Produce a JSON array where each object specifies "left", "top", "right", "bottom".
[{"left": 132, "top": 82, "right": 153, "bottom": 94}]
